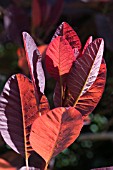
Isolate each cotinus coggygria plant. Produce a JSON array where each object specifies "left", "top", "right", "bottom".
[{"left": 0, "top": 22, "right": 106, "bottom": 170}]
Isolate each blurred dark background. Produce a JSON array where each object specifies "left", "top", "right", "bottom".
[{"left": 0, "top": 0, "right": 113, "bottom": 170}]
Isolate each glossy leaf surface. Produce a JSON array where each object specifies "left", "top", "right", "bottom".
[
  {"left": 23, "top": 32, "right": 45, "bottom": 103},
  {"left": 46, "top": 36, "right": 75, "bottom": 80},
  {"left": 30, "top": 107, "right": 83, "bottom": 163}
]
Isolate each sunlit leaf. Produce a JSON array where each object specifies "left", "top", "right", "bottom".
[
  {"left": 46, "top": 36, "right": 75, "bottom": 80},
  {"left": 30, "top": 107, "right": 83, "bottom": 164},
  {"left": 0, "top": 74, "right": 49, "bottom": 167},
  {"left": 82, "top": 36, "right": 93, "bottom": 54},
  {"left": 54, "top": 39, "right": 106, "bottom": 117},
  {"left": 23, "top": 32, "right": 45, "bottom": 104},
  {"left": 52, "top": 22, "right": 82, "bottom": 51},
  {"left": 74, "top": 59, "right": 106, "bottom": 117},
  {"left": 67, "top": 38, "right": 104, "bottom": 101}
]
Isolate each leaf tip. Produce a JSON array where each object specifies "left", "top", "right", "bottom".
[{"left": 22, "top": 32, "right": 31, "bottom": 41}]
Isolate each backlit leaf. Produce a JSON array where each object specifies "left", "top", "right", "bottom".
[
  {"left": 30, "top": 107, "right": 83, "bottom": 164},
  {"left": 52, "top": 22, "right": 82, "bottom": 51},
  {"left": 54, "top": 39, "right": 106, "bottom": 117},
  {"left": 0, "top": 74, "right": 49, "bottom": 167},
  {"left": 74, "top": 59, "right": 106, "bottom": 117},
  {"left": 23, "top": 32, "right": 45, "bottom": 104},
  {"left": 82, "top": 36, "right": 93, "bottom": 54},
  {"left": 46, "top": 36, "right": 75, "bottom": 80},
  {"left": 67, "top": 38, "right": 104, "bottom": 101}
]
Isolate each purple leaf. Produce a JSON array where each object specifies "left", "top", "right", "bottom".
[{"left": 23, "top": 32, "right": 45, "bottom": 104}]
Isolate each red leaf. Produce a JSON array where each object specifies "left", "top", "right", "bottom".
[
  {"left": 54, "top": 39, "right": 106, "bottom": 117},
  {"left": 82, "top": 36, "right": 93, "bottom": 54},
  {"left": 46, "top": 36, "right": 75, "bottom": 80},
  {"left": 32, "top": 0, "right": 41, "bottom": 28},
  {"left": 0, "top": 74, "right": 49, "bottom": 167},
  {"left": 67, "top": 38, "right": 104, "bottom": 101},
  {"left": 23, "top": 32, "right": 45, "bottom": 104},
  {"left": 52, "top": 22, "right": 82, "bottom": 51},
  {"left": 30, "top": 107, "right": 83, "bottom": 164},
  {"left": 75, "top": 59, "right": 106, "bottom": 117}
]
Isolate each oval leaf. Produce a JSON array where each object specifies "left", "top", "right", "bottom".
[
  {"left": 30, "top": 107, "right": 83, "bottom": 163},
  {"left": 46, "top": 36, "right": 75, "bottom": 80},
  {"left": 54, "top": 43, "right": 106, "bottom": 117},
  {"left": 67, "top": 38, "right": 104, "bottom": 102},
  {"left": 54, "top": 60, "right": 106, "bottom": 116},
  {"left": 52, "top": 22, "right": 82, "bottom": 51},
  {"left": 23, "top": 32, "right": 45, "bottom": 104},
  {"left": 0, "top": 74, "right": 49, "bottom": 166}
]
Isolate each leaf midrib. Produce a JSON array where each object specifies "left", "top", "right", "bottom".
[{"left": 73, "top": 43, "right": 102, "bottom": 107}]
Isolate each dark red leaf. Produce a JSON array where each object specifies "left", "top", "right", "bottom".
[
  {"left": 67, "top": 38, "right": 104, "bottom": 102},
  {"left": 52, "top": 22, "right": 82, "bottom": 51},
  {"left": 29, "top": 151, "right": 46, "bottom": 170},
  {"left": 54, "top": 39, "right": 106, "bottom": 117},
  {"left": 32, "top": 0, "right": 41, "bottom": 28},
  {"left": 74, "top": 59, "right": 106, "bottom": 117},
  {"left": 23, "top": 32, "right": 45, "bottom": 104},
  {"left": 0, "top": 74, "right": 49, "bottom": 167},
  {"left": 30, "top": 107, "right": 83, "bottom": 164}
]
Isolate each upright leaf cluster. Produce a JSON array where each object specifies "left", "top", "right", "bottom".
[{"left": 0, "top": 22, "right": 106, "bottom": 170}]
